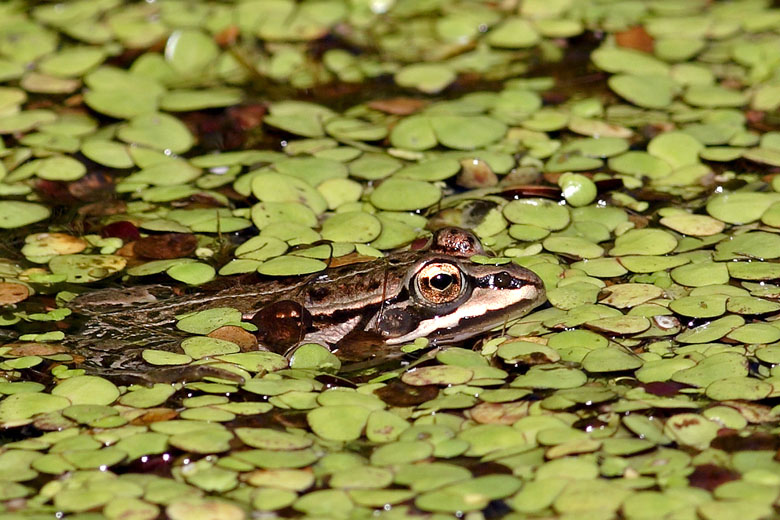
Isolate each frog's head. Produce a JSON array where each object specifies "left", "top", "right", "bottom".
[{"left": 371, "top": 254, "right": 546, "bottom": 345}]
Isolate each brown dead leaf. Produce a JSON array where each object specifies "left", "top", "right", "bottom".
[
  {"left": 101, "top": 221, "right": 141, "bottom": 241},
  {"left": 135, "top": 233, "right": 198, "bottom": 259},
  {"left": 129, "top": 408, "right": 179, "bottom": 426},
  {"left": 457, "top": 158, "right": 497, "bottom": 189},
  {"left": 5, "top": 342, "right": 67, "bottom": 356},
  {"left": 227, "top": 103, "right": 266, "bottom": 130},
  {"left": 374, "top": 380, "right": 439, "bottom": 407},
  {"left": 326, "top": 252, "right": 379, "bottom": 268},
  {"left": 0, "top": 283, "right": 29, "bottom": 305},
  {"left": 29, "top": 233, "right": 88, "bottom": 256},
  {"left": 368, "top": 97, "right": 428, "bottom": 115},
  {"left": 209, "top": 325, "right": 259, "bottom": 352},
  {"left": 215, "top": 24, "right": 240, "bottom": 46},
  {"left": 77, "top": 200, "right": 128, "bottom": 217},
  {"left": 720, "top": 400, "right": 776, "bottom": 424},
  {"left": 627, "top": 213, "right": 650, "bottom": 228},
  {"left": 615, "top": 26, "right": 654, "bottom": 53},
  {"left": 116, "top": 241, "right": 137, "bottom": 258},
  {"left": 64, "top": 93, "right": 84, "bottom": 107},
  {"left": 34, "top": 413, "right": 76, "bottom": 431},
  {"left": 469, "top": 401, "right": 531, "bottom": 425},
  {"left": 35, "top": 180, "right": 77, "bottom": 205},
  {"left": 68, "top": 172, "right": 115, "bottom": 201}
]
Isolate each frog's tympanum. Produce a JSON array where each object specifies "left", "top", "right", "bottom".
[{"left": 68, "top": 227, "right": 546, "bottom": 374}]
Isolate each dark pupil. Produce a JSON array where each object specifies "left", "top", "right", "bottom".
[
  {"left": 494, "top": 272, "right": 513, "bottom": 288},
  {"left": 430, "top": 273, "right": 453, "bottom": 291}
]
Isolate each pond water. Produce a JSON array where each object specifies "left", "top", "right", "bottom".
[{"left": 1, "top": 1, "right": 780, "bottom": 519}]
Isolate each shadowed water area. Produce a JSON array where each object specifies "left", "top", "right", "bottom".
[{"left": 1, "top": 0, "right": 780, "bottom": 519}]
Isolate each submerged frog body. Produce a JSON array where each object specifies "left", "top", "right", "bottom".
[{"left": 67, "top": 228, "right": 546, "bottom": 374}]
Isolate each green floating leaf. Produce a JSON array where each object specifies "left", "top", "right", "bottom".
[
  {"left": 250, "top": 202, "right": 317, "bottom": 231},
  {"left": 401, "top": 365, "right": 473, "bottom": 386},
  {"left": 168, "top": 427, "right": 234, "bottom": 454},
  {"left": 389, "top": 115, "right": 437, "bottom": 151},
  {"left": 371, "top": 440, "right": 433, "bottom": 466},
  {"left": 705, "top": 376, "right": 772, "bottom": 401},
  {"left": 119, "top": 384, "right": 177, "bottom": 408},
  {"left": 104, "top": 498, "right": 160, "bottom": 520},
  {"left": 663, "top": 412, "right": 719, "bottom": 450},
  {"left": 117, "top": 112, "right": 195, "bottom": 154},
  {"left": 672, "top": 352, "right": 747, "bottom": 387},
  {"left": 543, "top": 236, "right": 604, "bottom": 259},
  {"left": 258, "top": 256, "right": 327, "bottom": 276},
  {"left": 181, "top": 337, "right": 240, "bottom": 359},
  {"left": 395, "top": 64, "right": 456, "bottom": 94},
  {"left": 370, "top": 178, "right": 441, "bottom": 211},
  {"left": 81, "top": 140, "right": 134, "bottom": 168},
  {"left": 559, "top": 173, "right": 597, "bottom": 207},
  {"left": 307, "top": 405, "right": 371, "bottom": 442},
  {"left": 0, "top": 393, "right": 70, "bottom": 426},
  {"left": 141, "top": 348, "right": 192, "bottom": 366},
  {"left": 707, "top": 192, "right": 780, "bottom": 225},
  {"left": 670, "top": 295, "right": 727, "bottom": 318},
  {"left": 177, "top": 307, "right": 243, "bottom": 335},
  {"left": 321, "top": 211, "right": 381, "bottom": 243},
  {"left": 0, "top": 201, "right": 51, "bottom": 229},
  {"left": 430, "top": 115, "right": 507, "bottom": 150},
  {"left": 609, "top": 151, "right": 672, "bottom": 179},
  {"left": 0, "top": 109, "right": 57, "bottom": 134},
  {"left": 84, "top": 68, "right": 162, "bottom": 118},
  {"left": 160, "top": 88, "right": 243, "bottom": 111},
  {"left": 0, "top": 87, "right": 26, "bottom": 112},
  {"left": 54, "top": 488, "right": 114, "bottom": 513},
  {"left": 394, "top": 157, "right": 460, "bottom": 182},
  {"left": 274, "top": 156, "right": 348, "bottom": 186},
  {"left": 235, "top": 427, "right": 313, "bottom": 450},
  {"left": 38, "top": 46, "right": 106, "bottom": 78},
  {"left": 167, "top": 262, "right": 216, "bottom": 285},
  {"left": 125, "top": 160, "right": 201, "bottom": 186},
  {"left": 609, "top": 229, "right": 677, "bottom": 256},
  {"left": 670, "top": 262, "right": 729, "bottom": 287},
  {"left": 289, "top": 343, "right": 341, "bottom": 372},
  {"left": 51, "top": 375, "right": 119, "bottom": 406},
  {"left": 608, "top": 74, "right": 677, "bottom": 109},
  {"left": 511, "top": 366, "right": 587, "bottom": 389},
  {"left": 591, "top": 46, "right": 670, "bottom": 76},
  {"left": 660, "top": 213, "right": 724, "bottom": 236},
  {"left": 488, "top": 17, "right": 540, "bottom": 48},
  {"left": 264, "top": 100, "right": 334, "bottom": 137},
  {"left": 165, "top": 29, "right": 219, "bottom": 75},
  {"left": 648, "top": 131, "right": 703, "bottom": 169},
  {"left": 252, "top": 172, "right": 328, "bottom": 215},
  {"left": 325, "top": 117, "right": 387, "bottom": 141},
  {"left": 581, "top": 347, "right": 643, "bottom": 372},
  {"left": 684, "top": 85, "right": 749, "bottom": 108},
  {"left": 35, "top": 155, "right": 86, "bottom": 181},
  {"left": 415, "top": 475, "right": 522, "bottom": 513},
  {"left": 504, "top": 198, "right": 570, "bottom": 230},
  {"left": 48, "top": 254, "right": 126, "bottom": 283},
  {"left": 743, "top": 146, "right": 780, "bottom": 167}
]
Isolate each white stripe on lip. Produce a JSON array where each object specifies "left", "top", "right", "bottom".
[{"left": 383, "top": 284, "right": 542, "bottom": 345}]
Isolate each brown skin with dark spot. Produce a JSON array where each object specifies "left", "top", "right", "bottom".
[{"left": 251, "top": 300, "right": 312, "bottom": 353}]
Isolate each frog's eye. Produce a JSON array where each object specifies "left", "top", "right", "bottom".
[{"left": 415, "top": 262, "right": 463, "bottom": 304}]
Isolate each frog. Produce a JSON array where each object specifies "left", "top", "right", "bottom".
[{"left": 66, "top": 227, "right": 546, "bottom": 378}]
